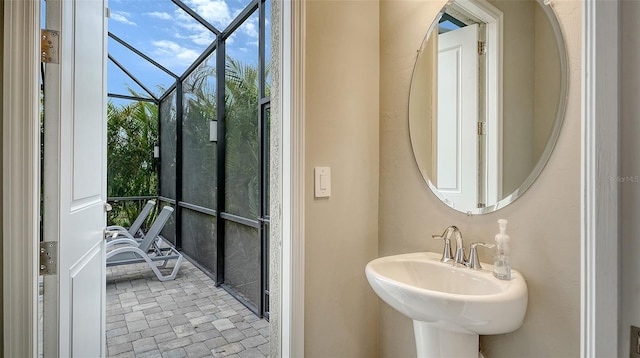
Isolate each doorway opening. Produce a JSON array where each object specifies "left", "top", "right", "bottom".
[
  {"left": 105, "top": 0, "right": 272, "bottom": 319},
  {"left": 38, "top": 0, "right": 272, "bottom": 355}
]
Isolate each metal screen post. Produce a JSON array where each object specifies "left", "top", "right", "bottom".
[
  {"left": 215, "top": 40, "right": 227, "bottom": 285},
  {"left": 175, "top": 81, "right": 184, "bottom": 249}
]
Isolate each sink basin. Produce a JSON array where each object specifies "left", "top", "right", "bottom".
[{"left": 365, "top": 252, "right": 527, "bottom": 357}]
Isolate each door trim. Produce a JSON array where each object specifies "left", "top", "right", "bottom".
[
  {"left": 2, "top": 0, "right": 41, "bottom": 356},
  {"left": 454, "top": 0, "right": 504, "bottom": 204},
  {"left": 271, "top": 0, "right": 305, "bottom": 355},
  {"left": 287, "top": 0, "right": 306, "bottom": 356},
  {"left": 581, "top": 0, "right": 619, "bottom": 356}
]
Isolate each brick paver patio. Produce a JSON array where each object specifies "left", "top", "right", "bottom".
[{"left": 106, "top": 259, "right": 269, "bottom": 358}]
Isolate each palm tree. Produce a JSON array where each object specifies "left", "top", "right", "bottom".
[
  {"left": 225, "top": 57, "right": 262, "bottom": 219},
  {"left": 179, "top": 56, "right": 269, "bottom": 219},
  {"left": 181, "top": 59, "right": 218, "bottom": 210},
  {"left": 107, "top": 99, "right": 159, "bottom": 227}
]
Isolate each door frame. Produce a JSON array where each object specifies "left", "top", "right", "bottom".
[
  {"left": 580, "top": 0, "right": 619, "bottom": 356},
  {"left": 453, "top": 0, "right": 504, "bottom": 205},
  {"left": 270, "top": 0, "right": 305, "bottom": 356},
  {"left": 2, "top": 0, "right": 41, "bottom": 357}
]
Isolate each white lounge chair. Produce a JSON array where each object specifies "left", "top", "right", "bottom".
[
  {"left": 106, "top": 206, "right": 183, "bottom": 282},
  {"left": 106, "top": 200, "right": 156, "bottom": 240}
]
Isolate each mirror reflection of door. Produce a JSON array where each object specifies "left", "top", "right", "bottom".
[
  {"left": 435, "top": 23, "right": 479, "bottom": 210},
  {"left": 418, "top": 0, "right": 502, "bottom": 211}
]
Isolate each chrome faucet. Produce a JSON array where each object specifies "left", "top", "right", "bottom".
[
  {"left": 432, "top": 225, "right": 466, "bottom": 265},
  {"left": 467, "top": 242, "right": 494, "bottom": 270},
  {"left": 433, "top": 226, "right": 494, "bottom": 269}
]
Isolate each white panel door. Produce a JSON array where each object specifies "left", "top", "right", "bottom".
[
  {"left": 43, "top": 0, "right": 108, "bottom": 356},
  {"left": 435, "top": 24, "right": 479, "bottom": 210}
]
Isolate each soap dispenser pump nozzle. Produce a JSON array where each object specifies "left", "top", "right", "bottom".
[{"left": 498, "top": 219, "right": 508, "bottom": 233}]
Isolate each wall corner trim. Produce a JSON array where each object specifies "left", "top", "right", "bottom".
[
  {"left": 581, "top": 0, "right": 619, "bottom": 356},
  {"left": 284, "top": 0, "right": 306, "bottom": 356},
  {"left": 273, "top": 0, "right": 305, "bottom": 356},
  {"left": 2, "top": 1, "right": 40, "bottom": 357}
]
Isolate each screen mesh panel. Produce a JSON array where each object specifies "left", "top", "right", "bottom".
[
  {"left": 182, "top": 53, "right": 217, "bottom": 210},
  {"left": 181, "top": 208, "right": 217, "bottom": 276},
  {"left": 224, "top": 221, "right": 260, "bottom": 308},
  {"left": 160, "top": 91, "right": 177, "bottom": 200}
]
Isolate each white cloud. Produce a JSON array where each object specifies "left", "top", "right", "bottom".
[
  {"left": 226, "top": 15, "right": 258, "bottom": 53},
  {"left": 189, "top": 31, "right": 216, "bottom": 46},
  {"left": 143, "top": 0, "right": 254, "bottom": 57},
  {"left": 185, "top": 0, "right": 232, "bottom": 28},
  {"left": 147, "top": 11, "right": 173, "bottom": 20},
  {"left": 151, "top": 40, "right": 200, "bottom": 69},
  {"left": 226, "top": 32, "right": 237, "bottom": 45},
  {"left": 242, "top": 19, "right": 258, "bottom": 39},
  {"left": 111, "top": 11, "right": 136, "bottom": 26},
  {"left": 174, "top": 9, "right": 216, "bottom": 47}
]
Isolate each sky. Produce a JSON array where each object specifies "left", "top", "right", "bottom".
[{"left": 107, "top": 0, "right": 270, "bottom": 102}]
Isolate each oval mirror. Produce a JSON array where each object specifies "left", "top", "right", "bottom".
[{"left": 409, "top": 0, "right": 567, "bottom": 214}]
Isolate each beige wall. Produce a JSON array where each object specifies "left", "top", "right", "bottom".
[
  {"left": 379, "top": 1, "right": 581, "bottom": 357},
  {"left": 304, "top": 0, "right": 380, "bottom": 357},
  {"left": 620, "top": 1, "right": 640, "bottom": 356},
  {"left": 533, "top": 3, "right": 561, "bottom": 161},
  {"left": 493, "top": 0, "right": 562, "bottom": 196},
  {"left": 497, "top": 0, "right": 536, "bottom": 194},
  {"left": 408, "top": 34, "right": 436, "bottom": 181}
]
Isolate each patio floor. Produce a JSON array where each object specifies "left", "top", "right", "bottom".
[{"left": 106, "top": 259, "right": 270, "bottom": 358}]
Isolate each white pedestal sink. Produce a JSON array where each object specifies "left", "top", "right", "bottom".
[{"left": 365, "top": 252, "right": 527, "bottom": 358}]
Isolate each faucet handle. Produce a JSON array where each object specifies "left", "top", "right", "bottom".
[
  {"left": 451, "top": 229, "right": 467, "bottom": 265},
  {"left": 432, "top": 234, "right": 453, "bottom": 263},
  {"left": 467, "top": 242, "right": 495, "bottom": 270}
]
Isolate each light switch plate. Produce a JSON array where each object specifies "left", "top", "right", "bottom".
[{"left": 314, "top": 167, "right": 331, "bottom": 198}]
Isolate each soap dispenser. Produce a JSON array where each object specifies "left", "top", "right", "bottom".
[{"left": 493, "top": 219, "right": 511, "bottom": 280}]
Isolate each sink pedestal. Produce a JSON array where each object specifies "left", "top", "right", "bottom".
[{"left": 413, "top": 321, "right": 478, "bottom": 358}]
